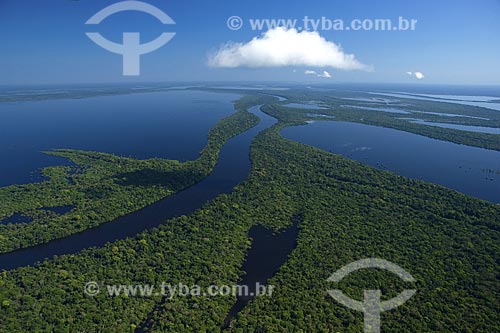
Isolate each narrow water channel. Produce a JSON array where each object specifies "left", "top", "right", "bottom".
[
  {"left": 0, "top": 106, "right": 277, "bottom": 270},
  {"left": 223, "top": 215, "right": 301, "bottom": 329}
]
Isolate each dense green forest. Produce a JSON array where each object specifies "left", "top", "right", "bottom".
[
  {"left": 253, "top": 89, "right": 500, "bottom": 152},
  {"left": 0, "top": 95, "right": 275, "bottom": 253},
  {"left": 0, "top": 94, "right": 498, "bottom": 332}
]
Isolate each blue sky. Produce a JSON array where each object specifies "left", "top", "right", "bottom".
[{"left": 1, "top": 0, "right": 499, "bottom": 85}]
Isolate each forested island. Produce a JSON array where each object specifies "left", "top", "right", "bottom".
[{"left": 0, "top": 95, "right": 274, "bottom": 253}]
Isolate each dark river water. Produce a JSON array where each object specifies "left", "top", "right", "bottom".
[
  {"left": 282, "top": 120, "right": 500, "bottom": 203},
  {"left": 0, "top": 106, "right": 277, "bottom": 270},
  {"left": 223, "top": 216, "right": 300, "bottom": 328},
  {"left": 0, "top": 90, "right": 237, "bottom": 187}
]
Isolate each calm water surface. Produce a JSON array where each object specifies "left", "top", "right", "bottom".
[
  {"left": 0, "top": 91, "right": 238, "bottom": 186},
  {"left": 282, "top": 121, "right": 500, "bottom": 203},
  {"left": 0, "top": 106, "right": 278, "bottom": 270},
  {"left": 406, "top": 119, "right": 500, "bottom": 135}
]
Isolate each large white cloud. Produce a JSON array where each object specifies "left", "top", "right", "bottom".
[{"left": 208, "top": 27, "right": 370, "bottom": 71}]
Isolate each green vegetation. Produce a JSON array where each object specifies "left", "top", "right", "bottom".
[
  {"left": 0, "top": 95, "right": 275, "bottom": 254},
  {"left": 264, "top": 103, "right": 500, "bottom": 151},
  {"left": 258, "top": 88, "right": 500, "bottom": 151},
  {"left": 0, "top": 95, "right": 498, "bottom": 332},
  {"left": 0, "top": 85, "right": 190, "bottom": 103}
]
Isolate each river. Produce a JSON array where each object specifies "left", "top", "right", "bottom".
[{"left": 0, "top": 106, "right": 277, "bottom": 270}]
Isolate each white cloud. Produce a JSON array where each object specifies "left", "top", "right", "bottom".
[
  {"left": 406, "top": 71, "right": 425, "bottom": 79},
  {"left": 318, "top": 70, "right": 332, "bottom": 78},
  {"left": 305, "top": 70, "right": 317, "bottom": 75},
  {"left": 208, "top": 27, "right": 370, "bottom": 71}
]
